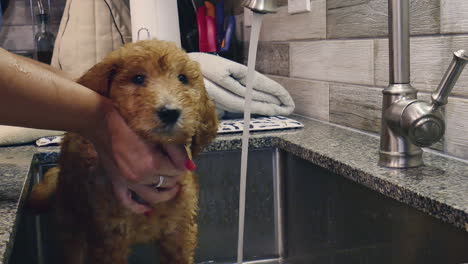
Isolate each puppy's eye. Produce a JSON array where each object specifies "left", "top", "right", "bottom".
[
  {"left": 178, "top": 74, "right": 188, "bottom": 85},
  {"left": 131, "top": 75, "right": 146, "bottom": 86}
]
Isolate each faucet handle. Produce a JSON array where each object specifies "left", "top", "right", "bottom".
[
  {"left": 432, "top": 50, "right": 468, "bottom": 109},
  {"left": 387, "top": 99, "right": 445, "bottom": 148}
]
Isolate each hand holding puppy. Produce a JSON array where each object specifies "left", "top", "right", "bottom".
[{"left": 88, "top": 100, "right": 195, "bottom": 214}]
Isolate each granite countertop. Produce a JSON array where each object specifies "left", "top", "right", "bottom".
[
  {"left": 0, "top": 145, "right": 59, "bottom": 264},
  {"left": 2, "top": 115, "right": 468, "bottom": 262}
]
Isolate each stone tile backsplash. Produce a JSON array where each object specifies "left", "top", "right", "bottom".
[
  {"left": 0, "top": 25, "right": 34, "bottom": 50},
  {"left": 0, "top": 0, "right": 65, "bottom": 53},
  {"left": 446, "top": 98, "right": 468, "bottom": 160},
  {"left": 258, "top": 0, "right": 326, "bottom": 41},
  {"left": 244, "top": 0, "right": 468, "bottom": 161},
  {"left": 329, "top": 83, "right": 382, "bottom": 134},
  {"left": 271, "top": 75, "right": 330, "bottom": 121},
  {"left": 1, "top": 0, "right": 33, "bottom": 25},
  {"left": 290, "top": 39, "right": 374, "bottom": 85},
  {"left": 256, "top": 43, "right": 290, "bottom": 76},
  {"left": 327, "top": 0, "right": 439, "bottom": 39},
  {"left": 440, "top": 0, "right": 468, "bottom": 34},
  {"left": 374, "top": 36, "right": 468, "bottom": 98}
]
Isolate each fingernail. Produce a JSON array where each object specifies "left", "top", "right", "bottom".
[
  {"left": 144, "top": 209, "right": 153, "bottom": 217},
  {"left": 185, "top": 159, "right": 196, "bottom": 171}
]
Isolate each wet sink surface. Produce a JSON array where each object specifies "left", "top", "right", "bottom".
[{"left": 9, "top": 148, "right": 468, "bottom": 264}]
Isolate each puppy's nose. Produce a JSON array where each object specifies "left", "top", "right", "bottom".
[{"left": 157, "top": 107, "right": 181, "bottom": 125}]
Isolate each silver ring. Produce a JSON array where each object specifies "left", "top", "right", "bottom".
[{"left": 155, "top": 176, "right": 164, "bottom": 188}]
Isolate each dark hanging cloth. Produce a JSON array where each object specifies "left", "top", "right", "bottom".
[
  {"left": 177, "top": 0, "right": 199, "bottom": 52},
  {"left": 1, "top": 0, "right": 9, "bottom": 14}
]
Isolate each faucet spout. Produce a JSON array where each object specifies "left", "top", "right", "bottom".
[
  {"left": 388, "top": 0, "right": 410, "bottom": 84},
  {"left": 243, "top": 0, "right": 277, "bottom": 13},
  {"left": 379, "top": 0, "right": 422, "bottom": 168}
]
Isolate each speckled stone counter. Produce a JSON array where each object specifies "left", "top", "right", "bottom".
[
  {"left": 0, "top": 145, "right": 59, "bottom": 264},
  {"left": 2, "top": 115, "right": 468, "bottom": 263}
]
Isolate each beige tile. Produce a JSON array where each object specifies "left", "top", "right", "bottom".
[
  {"left": 270, "top": 75, "right": 329, "bottom": 121},
  {"left": 441, "top": 0, "right": 468, "bottom": 34},
  {"left": 290, "top": 39, "right": 374, "bottom": 85},
  {"left": 327, "top": 0, "right": 367, "bottom": 9},
  {"left": 235, "top": 14, "right": 244, "bottom": 41},
  {"left": 277, "top": 0, "right": 288, "bottom": 6},
  {"left": 243, "top": 22, "right": 251, "bottom": 42},
  {"left": 327, "top": 0, "right": 387, "bottom": 39},
  {"left": 243, "top": 7, "right": 253, "bottom": 28},
  {"left": 1, "top": 0, "right": 33, "bottom": 25},
  {"left": 375, "top": 35, "right": 468, "bottom": 97},
  {"left": 445, "top": 97, "right": 468, "bottom": 160},
  {"left": 0, "top": 25, "right": 34, "bottom": 51},
  {"left": 256, "top": 42, "right": 289, "bottom": 76},
  {"left": 327, "top": 0, "right": 439, "bottom": 39},
  {"left": 258, "top": 0, "right": 326, "bottom": 41},
  {"left": 408, "top": 0, "right": 440, "bottom": 35},
  {"left": 329, "top": 83, "right": 382, "bottom": 133}
]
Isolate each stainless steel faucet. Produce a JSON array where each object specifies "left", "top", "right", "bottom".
[
  {"left": 379, "top": 0, "right": 468, "bottom": 168},
  {"left": 243, "top": 0, "right": 277, "bottom": 13}
]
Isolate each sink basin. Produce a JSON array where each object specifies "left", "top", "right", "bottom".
[{"left": 8, "top": 148, "right": 468, "bottom": 264}]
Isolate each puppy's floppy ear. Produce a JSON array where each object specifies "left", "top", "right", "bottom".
[
  {"left": 76, "top": 61, "right": 119, "bottom": 97},
  {"left": 191, "top": 95, "right": 219, "bottom": 157}
]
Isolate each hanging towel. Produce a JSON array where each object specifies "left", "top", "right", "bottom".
[
  {"left": 0, "top": 0, "right": 3, "bottom": 31},
  {"left": 188, "top": 52, "right": 295, "bottom": 118},
  {"left": 0, "top": 126, "right": 64, "bottom": 146},
  {"left": 51, "top": 0, "right": 132, "bottom": 77}
]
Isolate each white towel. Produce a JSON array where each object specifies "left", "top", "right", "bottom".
[
  {"left": 188, "top": 53, "right": 295, "bottom": 118},
  {"left": 0, "top": 126, "right": 64, "bottom": 146}
]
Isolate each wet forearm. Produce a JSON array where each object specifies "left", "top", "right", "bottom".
[
  {"left": 15, "top": 52, "right": 78, "bottom": 81},
  {"left": 0, "top": 48, "right": 110, "bottom": 136}
]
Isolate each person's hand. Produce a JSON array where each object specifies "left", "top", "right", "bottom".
[{"left": 85, "top": 100, "right": 195, "bottom": 214}]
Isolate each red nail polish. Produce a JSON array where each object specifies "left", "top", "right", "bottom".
[
  {"left": 144, "top": 210, "right": 152, "bottom": 217},
  {"left": 185, "top": 159, "right": 196, "bottom": 171}
]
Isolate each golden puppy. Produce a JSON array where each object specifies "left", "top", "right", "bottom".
[{"left": 29, "top": 40, "right": 218, "bottom": 263}]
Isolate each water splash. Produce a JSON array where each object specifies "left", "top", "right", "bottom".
[
  {"left": 237, "top": 11, "right": 264, "bottom": 264},
  {"left": 13, "top": 63, "right": 28, "bottom": 74}
]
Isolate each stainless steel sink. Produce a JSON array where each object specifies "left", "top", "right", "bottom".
[{"left": 8, "top": 148, "right": 468, "bottom": 264}]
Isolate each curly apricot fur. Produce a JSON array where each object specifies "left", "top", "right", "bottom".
[{"left": 28, "top": 40, "right": 218, "bottom": 264}]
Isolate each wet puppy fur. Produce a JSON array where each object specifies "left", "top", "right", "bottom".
[{"left": 29, "top": 40, "right": 218, "bottom": 264}]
